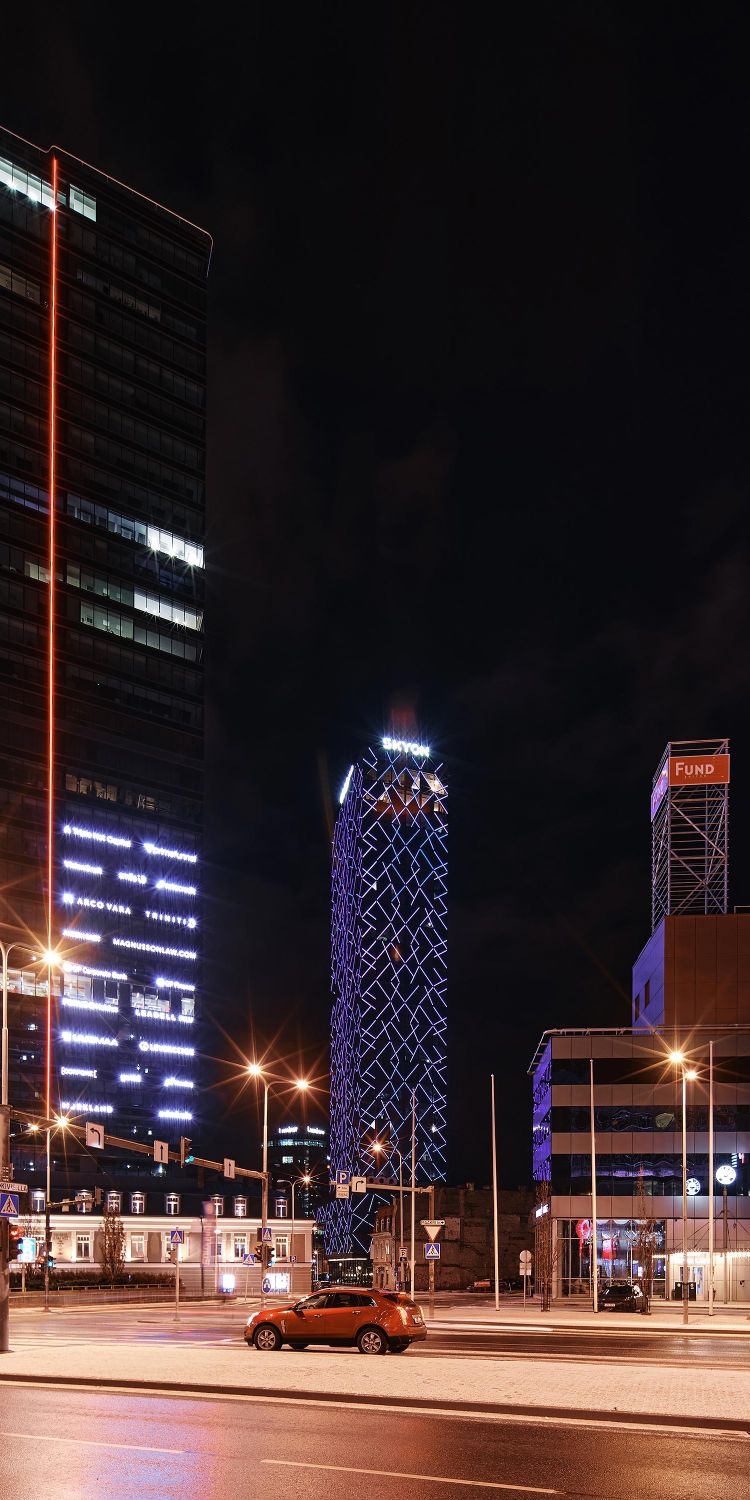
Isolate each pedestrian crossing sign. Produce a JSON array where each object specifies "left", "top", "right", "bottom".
[
  {"left": 424, "top": 1241, "right": 441, "bottom": 1259},
  {"left": 0, "top": 1192, "right": 19, "bottom": 1217}
]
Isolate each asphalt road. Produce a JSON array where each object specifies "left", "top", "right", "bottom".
[
  {"left": 0, "top": 1382, "right": 747, "bottom": 1500},
  {"left": 8, "top": 1304, "right": 750, "bottom": 1369}
]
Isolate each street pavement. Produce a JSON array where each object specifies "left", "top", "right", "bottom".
[
  {"left": 6, "top": 1302, "right": 750, "bottom": 1369},
  {"left": 0, "top": 1382, "right": 747, "bottom": 1500}
]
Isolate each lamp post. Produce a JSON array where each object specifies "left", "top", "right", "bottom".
[
  {"left": 491, "top": 1074, "right": 500, "bottom": 1312},
  {"left": 276, "top": 1173, "right": 311, "bottom": 1296},
  {"left": 247, "top": 1065, "right": 309, "bottom": 1307},
  {"left": 669, "top": 1051, "right": 698, "bottom": 1326},
  {"left": 369, "top": 1140, "right": 405, "bottom": 1290}
]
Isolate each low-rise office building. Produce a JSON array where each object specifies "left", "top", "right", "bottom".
[
  {"left": 370, "top": 1186, "right": 534, "bottom": 1292},
  {"left": 11, "top": 1203, "right": 315, "bottom": 1297}
]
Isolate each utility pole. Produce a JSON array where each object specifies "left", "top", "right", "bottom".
[
  {"left": 491, "top": 1074, "right": 500, "bottom": 1312},
  {"left": 0, "top": 1105, "right": 9, "bottom": 1354}
]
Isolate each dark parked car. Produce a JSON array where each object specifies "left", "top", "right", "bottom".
[
  {"left": 245, "top": 1287, "right": 427, "bottom": 1354},
  {"left": 599, "top": 1281, "right": 643, "bottom": 1312},
  {"left": 467, "top": 1278, "right": 510, "bottom": 1293}
]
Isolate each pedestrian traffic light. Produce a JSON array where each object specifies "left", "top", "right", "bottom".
[
  {"left": 8, "top": 1224, "right": 22, "bottom": 1261},
  {"left": 180, "top": 1136, "right": 193, "bottom": 1167},
  {"left": 166, "top": 1245, "right": 177, "bottom": 1265}
]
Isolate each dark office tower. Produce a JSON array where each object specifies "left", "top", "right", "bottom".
[
  {"left": 650, "top": 739, "right": 730, "bottom": 931},
  {"left": 0, "top": 128, "right": 210, "bottom": 1173},
  {"left": 327, "top": 736, "right": 448, "bottom": 1257}
]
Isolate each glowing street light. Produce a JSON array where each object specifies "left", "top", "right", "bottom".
[{"left": 670, "top": 1050, "right": 700, "bottom": 1325}]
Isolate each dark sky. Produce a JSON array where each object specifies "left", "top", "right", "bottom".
[{"left": 6, "top": 4, "right": 750, "bottom": 1185}]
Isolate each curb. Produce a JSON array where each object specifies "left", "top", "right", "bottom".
[{"left": 0, "top": 1371, "right": 748, "bottom": 1435}]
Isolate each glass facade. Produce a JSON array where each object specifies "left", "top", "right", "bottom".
[
  {"left": 0, "top": 127, "right": 210, "bottom": 1180},
  {"left": 327, "top": 740, "right": 448, "bottom": 1256}
]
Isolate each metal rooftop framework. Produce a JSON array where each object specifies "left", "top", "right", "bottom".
[{"left": 651, "top": 738, "right": 730, "bottom": 931}]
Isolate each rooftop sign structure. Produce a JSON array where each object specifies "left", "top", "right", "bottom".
[{"left": 382, "top": 737, "right": 430, "bottom": 757}]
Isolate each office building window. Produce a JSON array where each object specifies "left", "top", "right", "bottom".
[
  {"left": 106, "top": 1191, "right": 122, "bottom": 1213},
  {"left": 76, "top": 1234, "right": 92, "bottom": 1261},
  {"left": 70, "top": 184, "right": 97, "bottom": 221},
  {"left": 233, "top": 1235, "right": 248, "bottom": 1259},
  {"left": 211, "top": 1196, "right": 224, "bottom": 1217},
  {"left": 130, "top": 1234, "right": 145, "bottom": 1261},
  {"left": 274, "top": 1199, "right": 288, "bottom": 1218},
  {"left": 233, "top": 1197, "right": 247, "bottom": 1216},
  {"left": 274, "top": 1236, "right": 289, "bottom": 1261},
  {"left": 130, "top": 1192, "right": 145, "bottom": 1215},
  {"left": 165, "top": 1193, "right": 180, "bottom": 1216}
]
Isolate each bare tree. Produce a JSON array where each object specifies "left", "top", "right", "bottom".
[
  {"left": 534, "top": 1181, "right": 559, "bottom": 1311},
  {"left": 634, "top": 1167, "right": 656, "bottom": 1315},
  {"left": 100, "top": 1206, "right": 125, "bottom": 1284}
]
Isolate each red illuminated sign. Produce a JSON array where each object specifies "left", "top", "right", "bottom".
[{"left": 669, "top": 754, "right": 730, "bottom": 787}]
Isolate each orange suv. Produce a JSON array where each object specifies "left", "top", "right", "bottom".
[{"left": 244, "top": 1287, "right": 426, "bottom": 1355}]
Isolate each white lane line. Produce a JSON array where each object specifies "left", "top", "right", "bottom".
[
  {"left": 0, "top": 1430, "right": 183, "bottom": 1455},
  {"left": 261, "top": 1458, "right": 559, "bottom": 1492}
]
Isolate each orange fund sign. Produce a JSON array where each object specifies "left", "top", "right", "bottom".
[{"left": 669, "top": 754, "right": 730, "bottom": 787}]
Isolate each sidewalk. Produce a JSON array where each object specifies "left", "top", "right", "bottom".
[
  {"left": 1, "top": 1329, "right": 749, "bottom": 1426},
  {"left": 430, "top": 1300, "right": 750, "bottom": 1334}
]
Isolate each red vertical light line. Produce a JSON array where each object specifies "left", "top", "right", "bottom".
[{"left": 46, "top": 156, "right": 58, "bottom": 1119}]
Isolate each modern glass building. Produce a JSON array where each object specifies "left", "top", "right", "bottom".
[
  {"left": 269, "top": 1120, "right": 329, "bottom": 1221},
  {"left": 327, "top": 735, "right": 448, "bottom": 1256},
  {"left": 0, "top": 126, "right": 210, "bottom": 1187}
]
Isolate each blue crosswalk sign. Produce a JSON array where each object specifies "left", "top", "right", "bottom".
[
  {"left": 169, "top": 1228, "right": 184, "bottom": 1245},
  {"left": 424, "top": 1241, "right": 440, "bottom": 1259},
  {"left": 0, "top": 1193, "right": 19, "bottom": 1217},
  {"left": 261, "top": 1226, "right": 273, "bottom": 1242}
]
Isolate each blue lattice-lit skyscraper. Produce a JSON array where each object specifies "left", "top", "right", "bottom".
[{"left": 327, "top": 736, "right": 448, "bottom": 1256}]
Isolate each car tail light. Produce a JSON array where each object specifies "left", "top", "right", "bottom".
[{"left": 398, "top": 1305, "right": 409, "bottom": 1326}]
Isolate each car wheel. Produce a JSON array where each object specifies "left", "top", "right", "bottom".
[
  {"left": 389, "top": 1340, "right": 409, "bottom": 1353},
  {"left": 253, "top": 1324, "right": 282, "bottom": 1351},
  {"left": 357, "top": 1326, "right": 387, "bottom": 1356},
  {"left": 288, "top": 1342, "right": 309, "bottom": 1350}
]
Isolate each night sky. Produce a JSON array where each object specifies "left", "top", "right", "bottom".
[{"left": 5, "top": 5, "right": 750, "bottom": 1185}]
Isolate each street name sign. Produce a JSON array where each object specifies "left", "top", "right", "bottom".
[
  {"left": 424, "top": 1241, "right": 441, "bottom": 1259},
  {"left": 169, "top": 1228, "right": 185, "bottom": 1245},
  {"left": 420, "top": 1219, "right": 445, "bottom": 1241},
  {"left": 0, "top": 1192, "right": 19, "bottom": 1217},
  {"left": 0, "top": 1181, "right": 27, "bottom": 1193}
]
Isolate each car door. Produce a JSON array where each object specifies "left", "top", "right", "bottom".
[
  {"left": 348, "top": 1292, "right": 380, "bottom": 1339},
  {"left": 324, "top": 1291, "right": 361, "bottom": 1340},
  {"left": 283, "top": 1291, "right": 328, "bottom": 1341}
]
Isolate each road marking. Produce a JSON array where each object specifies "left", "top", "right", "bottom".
[
  {"left": 0, "top": 1429, "right": 184, "bottom": 1455},
  {"left": 261, "top": 1458, "right": 559, "bottom": 1492}
]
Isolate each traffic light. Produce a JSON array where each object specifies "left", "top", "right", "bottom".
[
  {"left": 180, "top": 1136, "right": 193, "bottom": 1167},
  {"left": 254, "top": 1242, "right": 263, "bottom": 1260},
  {"left": 94, "top": 1187, "right": 103, "bottom": 1207},
  {"left": 166, "top": 1245, "right": 177, "bottom": 1265},
  {"left": 8, "top": 1225, "right": 22, "bottom": 1261}
]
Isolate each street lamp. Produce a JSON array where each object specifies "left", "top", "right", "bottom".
[
  {"left": 669, "top": 1051, "right": 698, "bottom": 1325},
  {"left": 246, "top": 1064, "right": 310, "bottom": 1306},
  {"left": 276, "top": 1173, "right": 311, "bottom": 1293},
  {"left": 368, "top": 1139, "right": 406, "bottom": 1290}
]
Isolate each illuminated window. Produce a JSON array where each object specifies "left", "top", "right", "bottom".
[
  {"left": 69, "top": 183, "right": 97, "bottom": 221},
  {"left": 130, "top": 1232, "right": 145, "bottom": 1259},
  {"left": 75, "top": 1192, "right": 93, "bottom": 1214},
  {"left": 233, "top": 1197, "right": 247, "bottom": 1217},
  {"left": 274, "top": 1236, "right": 289, "bottom": 1260},
  {"left": 76, "top": 1234, "right": 92, "bottom": 1260},
  {"left": 165, "top": 1193, "right": 181, "bottom": 1216},
  {"left": 233, "top": 1235, "right": 248, "bottom": 1259},
  {"left": 0, "top": 155, "right": 55, "bottom": 209},
  {"left": 211, "top": 1196, "right": 224, "bottom": 1217},
  {"left": 106, "top": 1191, "right": 121, "bottom": 1213},
  {"left": 274, "top": 1199, "right": 288, "bottom": 1218},
  {"left": 130, "top": 1192, "right": 145, "bottom": 1215}
]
